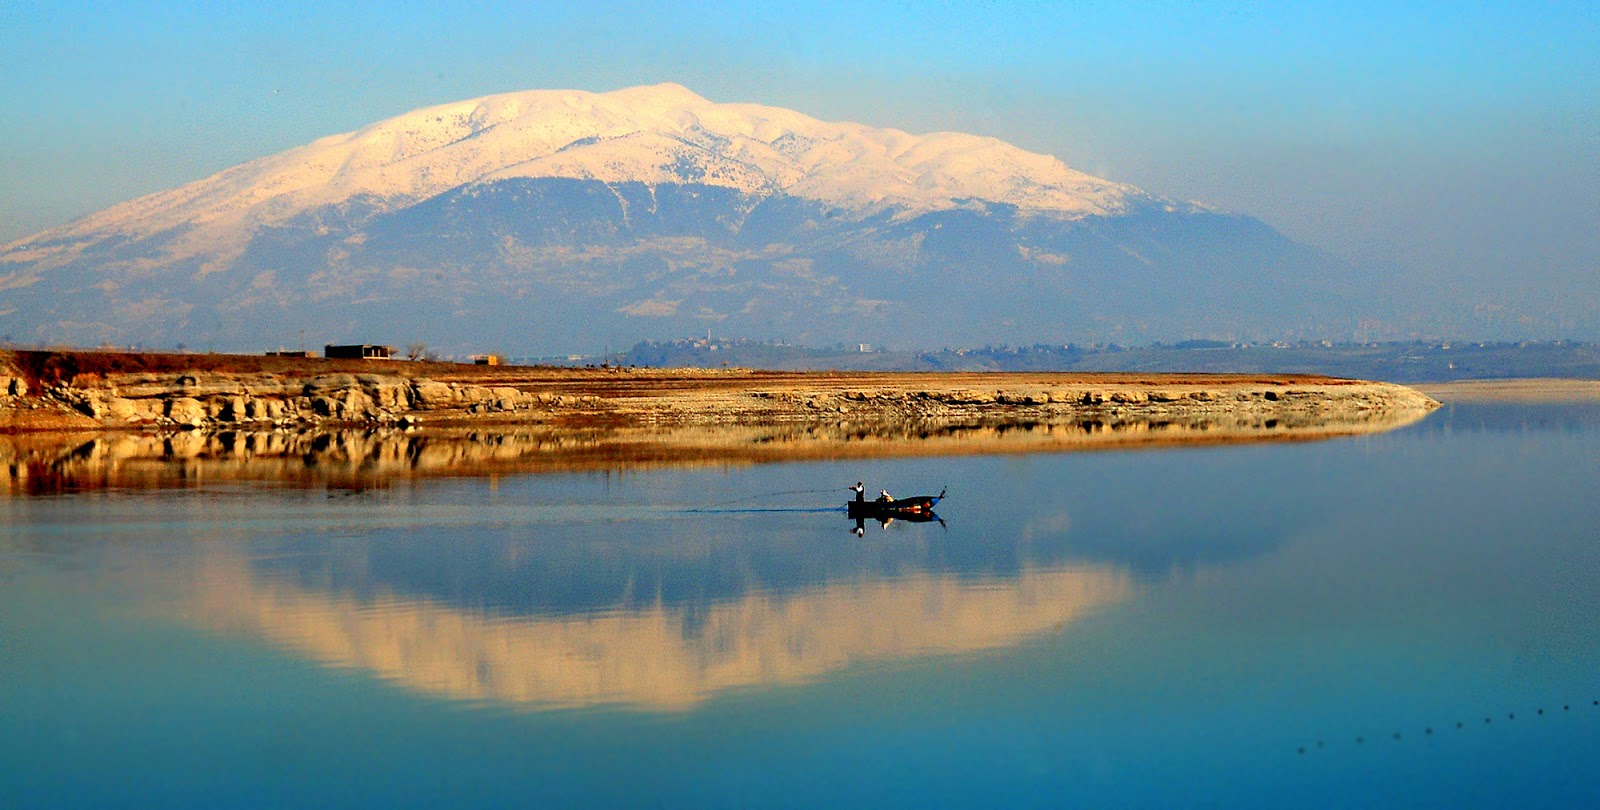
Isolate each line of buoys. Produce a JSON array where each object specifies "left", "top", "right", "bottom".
[{"left": 1297, "top": 697, "right": 1598, "bottom": 755}]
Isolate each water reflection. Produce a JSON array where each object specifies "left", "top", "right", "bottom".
[
  {"left": 1416, "top": 402, "right": 1600, "bottom": 434},
  {"left": 1, "top": 405, "right": 1431, "bottom": 495},
  {"left": 184, "top": 551, "right": 1128, "bottom": 711},
  {"left": 850, "top": 509, "right": 944, "bottom": 536},
  {"left": 6, "top": 401, "right": 1598, "bottom": 808}
]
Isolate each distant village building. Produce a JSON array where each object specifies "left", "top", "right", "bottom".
[
  {"left": 324, "top": 344, "right": 394, "bottom": 360},
  {"left": 473, "top": 354, "right": 502, "bottom": 366},
  {"left": 858, "top": 343, "right": 873, "bottom": 353},
  {"left": 266, "top": 349, "right": 314, "bottom": 358}
]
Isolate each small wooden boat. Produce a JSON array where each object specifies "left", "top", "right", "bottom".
[{"left": 847, "top": 488, "right": 945, "bottom": 519}]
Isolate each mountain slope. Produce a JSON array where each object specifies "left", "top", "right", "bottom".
[{"left": 0, "top": 83, "right": 1362, "bottom": 353}]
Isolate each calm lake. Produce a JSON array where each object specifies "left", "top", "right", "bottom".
[{"left": 4, "top": 401, "right": 1599, "bottom": 808}]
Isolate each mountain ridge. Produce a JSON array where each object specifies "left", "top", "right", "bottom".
[
  {"left": 5, "top": 83, "right": 1160, "bottom": 262},
  {"left": 0, "top": 83, "right": 1368, "bottom": 354}
]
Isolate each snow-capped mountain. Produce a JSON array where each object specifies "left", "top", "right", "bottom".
[{"left": 0, "top": 83, "right": 1360, "bottom": 353}]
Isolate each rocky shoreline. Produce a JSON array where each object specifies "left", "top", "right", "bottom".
[
  {"left": 0, "top": 349, "right": 1439, "bottom": 434},
  {"left": 0, "top": 369, "right": 596, "bottom": 431},
  {"left": 1, "top": 367, "right": 1439, "bottom": 434},
  {"left": 0, "top": 350, "right": 1443, "bottom": 494}
]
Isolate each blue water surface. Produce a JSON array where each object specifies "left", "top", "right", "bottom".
[{"left": 3, "top": 403, "right": 1599, "bottom": 808}]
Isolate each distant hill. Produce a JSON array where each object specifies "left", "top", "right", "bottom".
[{"left": 3, "top": 83, "right": 1385, "bottom": 354}]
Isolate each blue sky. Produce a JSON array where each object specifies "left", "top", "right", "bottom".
[{"left": 2, "top": 0, "right": 1596, "bottom": 335}]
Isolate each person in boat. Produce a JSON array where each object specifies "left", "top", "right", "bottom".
[
  {"left": 851, "top": 482, "right": 865, "bottom": 503},
  {"left": 877, "top": 489, "right": 893, "bottom": 503}
]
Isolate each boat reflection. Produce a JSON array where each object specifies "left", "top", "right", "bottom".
[
  {"left": 182, "top": 550, "right": 1129, "bottom": 712},
  {"left": 850, "top": 509, "right": 944, "bottom": 536}
]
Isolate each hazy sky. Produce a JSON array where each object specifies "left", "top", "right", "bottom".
[{"left": 3, "top": 1, "right": 1596, "bottom": 335}]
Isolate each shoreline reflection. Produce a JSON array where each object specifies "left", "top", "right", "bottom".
[{"left": 2, "top": 408, "right": 1429, "bottom": 496}]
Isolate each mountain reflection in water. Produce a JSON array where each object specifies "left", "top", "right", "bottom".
[
  {"left": 145, "top": 431, "right": 1302, "bottom": 712},
  {"left": 1, "top": 406, "right": 1428, "bottom": 495},
  {"left": 183, "top": 551, "right": 1127, "bottom": 711}
]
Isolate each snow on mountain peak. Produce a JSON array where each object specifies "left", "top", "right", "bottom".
[{"left": 12, "top": 84, "right": 1150, "bottom": 259}]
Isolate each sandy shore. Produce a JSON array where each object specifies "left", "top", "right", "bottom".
[{"left": 1414, "top": 378, "right": 1600, "bottom": 403}]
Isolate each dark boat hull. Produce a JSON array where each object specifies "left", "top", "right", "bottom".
[{"left": 847, "top": 495, "right": 941, "bottom": 518}]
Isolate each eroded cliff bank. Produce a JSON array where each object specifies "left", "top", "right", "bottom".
[
  {"left": 0, "top": 350, "right": 1442, "bottom": 493},
  {"left": 0, "top": 349, "right": 1438, "bottom": 435}
]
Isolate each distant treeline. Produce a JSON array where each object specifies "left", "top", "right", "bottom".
[{"left": 614, "top": 339, "right": 1600, "bottom": 382}]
